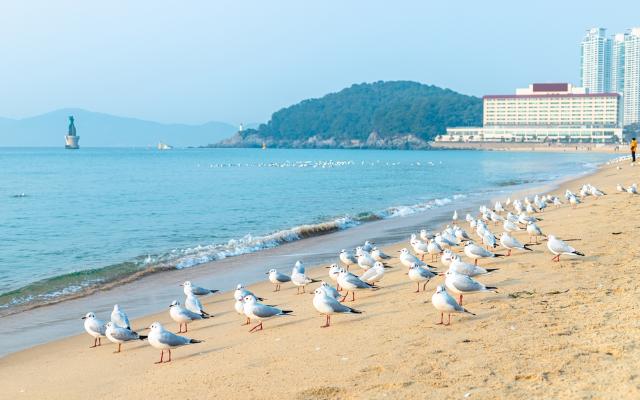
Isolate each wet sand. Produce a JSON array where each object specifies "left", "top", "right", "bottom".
[{"left": 1, "top": 159, "right": 638, "bottom": 399}]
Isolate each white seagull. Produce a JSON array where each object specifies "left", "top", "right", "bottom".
[
  {"left": 111, "top": 304, "right": 131, "bottom": 330},
  {"left": 547, "top": 235, "right": 585, "bottom": 262},
  {"left": 500, "top": 232, "right": 533, "bottom": 256},
  {"left": 431, "top": 285, "right": 475, "bottom": 326},
  {"left": 267, "top": 268, "right": 291, "bottom": 292},
  {"left": 105, "top": 321, "right": 147, "bottom": 353},
  {"left": 312, "top": 288, "right": 362, "bottom": 328},
  {"left": 408, "top": 263, "right": 437, "bottom": 293},
  {"left": 181, "top": 281, "right": 219, "bottom": 296},
  {"left": 169, "top": 299, "right": 209, "bottom": 333},
  {"left": 82, "top": 312, "right": 107, "bottom": 348},
  {"left": 444, "top": 270, "right": 498, "bottom": 306},
  {"left": 463, "top": 242, "right": 504, "bottom": 266},
  {"left": 147, "top": 322, "right": 202, "bottom": 364},
  {"left": 242, "top": 295, "right": 293, "bottom": 332}
]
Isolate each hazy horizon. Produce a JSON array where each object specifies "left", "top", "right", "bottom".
[{"left": 2, "top": 0, "right": 639, "bottom": 125}]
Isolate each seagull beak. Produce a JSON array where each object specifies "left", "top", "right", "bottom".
[
  {"left": 179, "top": 284, "right": 183, "bottom": 286},
  {"left": 265, "top": 272, "right": 269, "bottom": 275},
  {"left": 81, "top": 316, "right": 86, "bottom": 319}
]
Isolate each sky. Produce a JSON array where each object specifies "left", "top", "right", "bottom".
[{"left": 1, "top": 0, "right": 639, "bottom": 125}]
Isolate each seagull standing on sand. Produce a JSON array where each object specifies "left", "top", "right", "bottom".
[
  {"left": 82, "top": 312, "right": 107, "bottom": 348},
  {"left": 355, "top": 248, "right": 376, "bottom": 271},
  {"left": 312, "top": 288, "right": 362, "bottom": 328},
  {"left": 362, "top": 240, "right": 375, "bottom": 253},
  {"left": 105, "top": 322, "right": 147, "bottom": 353},
  {"left": 399, "top": 248, "right": 428, "bottom": 268},
  {"left": 547, "top": 235, "right": 585, "bottom": 262},
  {"left": 111, "top": 304, "right": 131, "bottom": 329},
  {"left": 242, "top": 295, "right": 293, "bottom": 332},
  {"left": 339, "top": 249, "right": 358, "bottom": 270},
  {"left": 463, "top": 242, "right": 503, "bottom": 266},
  {"left": 410, "top": 238, "right": 429, "bottom": 261},
  {"left": 169, "top": 300, "right": 209, "bottom": 333},
  {"left": 427, "top": 239, "right": 443, "bottom": 262},
  {"left": 185, "top": 292, "right": 211, "bottom": 317},
  {"left": 181, "top": 281, "right": 219, "bottom": 296},
  {"left": 371, "top": 247, "right": 391, "bottom": 262},
  {"left": 234, "top": 284, "right": 263, "bottom": 302},
  {"left": 360, "top": 261, "right": 385, "bottom": 285},
  {"left": 337, "top": 269, "right": 377, "bottom": 302},
  {"left": 452, "top": 210, "right": 458, "bottom": 224},
  {"left": 431, "top": 285, "right": 475, "bottom": 326},
  {"left": 500, "top": 232, "right": 533, "bottom": 256},
  {"left": 291, "top": 268, "right": 318, "bottom": 294},
  {"left": 408, "top": 263, "right": 437, "bottom": 293},
  {"left": 526, "top": 221, "right": 545, "bottom": 244},
  {"left": 147, "top": 322, "right": 202, "bottom": 364},
  {"left": 267, "top": 269, "right": 291, "bottom": 292},
  {"left": 444, "top": 270, "right": 498, "bottom": 306},
  {"left": 503, "top": 219, "right": 522, "bottom": 233}
]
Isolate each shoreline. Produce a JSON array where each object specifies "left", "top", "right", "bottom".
[
  {"left": 0, "top": 158, "right": 609, "bottom": 357},
  {"left": 1, "top": 157, "right": 638, "bottom": 398},
  {"left": 430, "top": 141, "right": 626, "bottom": 153}
]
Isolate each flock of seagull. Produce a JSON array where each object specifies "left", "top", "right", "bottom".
[{"left": 81, "top": 173, "right": 637, "bottom": 364}]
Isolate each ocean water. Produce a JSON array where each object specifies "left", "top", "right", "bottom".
[{"left": 0, "top": 147, "right": 612, "bottom": 313}]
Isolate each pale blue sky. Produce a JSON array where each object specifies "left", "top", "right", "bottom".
[{"left": 1, "top": 0, "right": 638, "bottom": 124}]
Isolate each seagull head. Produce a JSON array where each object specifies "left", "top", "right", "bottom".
[
  {"left": 113, "top": 304, "right": 120, "bottom": 311},
  {"left": 149, "top": 322, "right": 163, "bottom": 331},
  {"left": 399, "top": 248, "right": 409, "bottom": 255},
  {"left": 181, "top": 281, "right": 192, "bottom": 288},
  {"left": 236, "top": 283, "right": 244, "bottom": 290},
  {"left": 243, "top": 295, "right": 257, "bottom": 305},
  {"left": 170, "top": 300, "right": 179, "bottom": 308},
  {"left": 267, "top": 268, "right": 277, "bottom": 275},
  {"left": 82, "top": 312, "right": 96, "bottom": 320},
  {"left": 436, "top": 285, "right": 446, "bottom": 294},
  {"left": 105, "top": 321, "right": 114, "bottom": 329}
]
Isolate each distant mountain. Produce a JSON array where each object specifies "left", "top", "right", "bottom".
[
  {"left": 215, "top": 81, "right": 482, "bottom": 149},
  {"left": 0, "top": 108, "right": 237, "bottom": 147}
]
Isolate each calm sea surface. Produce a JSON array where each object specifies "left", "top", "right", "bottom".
[{"left": 0, "top": 147, "right": 612, "bottom": 311}]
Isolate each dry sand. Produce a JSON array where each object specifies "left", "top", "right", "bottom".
[{"left": 1, "top": 160, "right": 639, "bottom": 399}]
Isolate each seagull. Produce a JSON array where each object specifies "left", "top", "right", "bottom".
[
  {"left": 362, "top": 240, "right": 375, "bottom": 253},
  {"left": 435, "top": 233, "right": 457, "bottom": 249},
  {"left": 111, "top": 304, "right": 131, "bottom": 329},
  {"left": 399, "top": 248, "right": 428, "bottom": 268},
  {"left": 617, "top": 183, "right": 626, "bottom": 192},
  {"left": 312, "top": 288, "right": 362, "bottom": 328},
  {"left": 500, "top": 232, "right": 533, "bottom": 256},
  {"left": 526, "top": 221, "right": 545, "bottom": 244},
  {"left": 234, "top": 284, "right": 264, "bottom": 302},
  {"left": 371, "top": 247, "right": 391, "bottom": 262},
  {"left": 503, "top": 219, "right": 522, "bottom": 233},
  {"left": 547, "top": 235, "right": 585, "bottom": 262},
  {"left": 440, "top": 249, "right": 454, "bottom": 267},
  {"left": 627, "top": 184, "right": 638, "bottom": 194},
  {"left": 181, "top": 281, "right": 219, "bottom": 296},
  {"left": 339, "top": 249, "right": 358, "bottom": 270},
  {"left": 327, "top": 263, "right": 341, "bottom": 283},
  {"left": 444, "top": 270, "right": 498, "bottom": 306},
  {"left": 169, "top": 300, "right": 209, "bottom": 333},
  {"left": 464, "top": 242, "right": 503, "bottom": 265},
  {"left": 318, "top": 281, "right": 342, "bottom": 301},
  {"left": 82, "top": 312, "right": 107, "bottom": 348},
  {"left": 420, "top": 229, "right": 432, "bottom": 242},
  {"left": 337, "top": 268, "right": 377, "bottom": 302},
  {"left": 410, "top": 238, "right": 429, "bottom": 261},
  {"left": 408, "top": 263, "right": 437, "bottom": 293},
  {"left": 185, "top": 292, "right": 211, "bottom": 317},
  {"left": 448, "top": 256, "right": 498, "bottom": 277},
  {"left": 147, "top": 322, "right": 202, "bottom": 364},
  {"left": 360, "top": 261, "right": 385, "bottom": 285},
  {"left": 242, "top": 295, "right": 293, "bottom": 332},
  {"left": 427, "top": 239, "right": 443, "bottom": 262},
  {"left": 431, "top": 285, "right": 475, "bottom": 326},
  {"left": 355, "top": 248, "right": 376, "bottom": 271},
  {"left": 267, "top": 268, "right": 291, "bottom": 292},
  {"left": 569, "top": 194, "right": 581, "bottom": 208},
  {"left": 293, "top": 260, "right": 305, "bottom": 274},
  {"left": 105, "top": 322, "right": 147, "bottom": 353},
  {"left": 291, "top": 269, "right": 319, "bottom": 294},
  {"left": 452, "top": 210, "right": 458, "bottom": 224}
]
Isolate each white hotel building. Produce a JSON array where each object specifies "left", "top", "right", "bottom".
[{"left": 439, "top": 83, "right": 623, "bottom": 143}]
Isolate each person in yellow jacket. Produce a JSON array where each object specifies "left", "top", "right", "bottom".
[{"left": 632, "top": 137, "right": 637, "bottom": 162}]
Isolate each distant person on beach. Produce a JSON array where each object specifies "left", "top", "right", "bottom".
[{"left": 631, "top": 138, "right": 637, "bottom": 162}]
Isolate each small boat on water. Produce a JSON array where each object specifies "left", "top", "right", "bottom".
[{"left": 157, "top": 142, "right": 173, "bottom": 150}]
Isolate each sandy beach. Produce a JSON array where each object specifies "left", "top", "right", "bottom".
[{"left": 1, "top": 159, "right": 639, "bottom": 399}]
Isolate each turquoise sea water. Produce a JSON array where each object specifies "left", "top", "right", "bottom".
[{"left": 0, "top": 147, "right": 612, "bottom": 311}]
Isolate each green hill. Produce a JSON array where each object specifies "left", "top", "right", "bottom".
[{"left": 216, "top": 81, "right": 482, "bottom": 149}]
